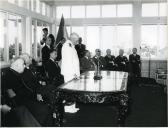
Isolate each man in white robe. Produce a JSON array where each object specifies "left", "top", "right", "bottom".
[
  {"left": 61, "top": 33, "right": 80, "bottom": 83},
  {"left": 61, "top": 33, "right": 80, "bottom": 113}
]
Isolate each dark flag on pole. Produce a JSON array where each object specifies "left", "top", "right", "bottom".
[
  {"left": 55, "top": 15, "right": 68, "bottom": 47},
  {"left": 55, "top": 15, "right": 68, "bottom": 61}
]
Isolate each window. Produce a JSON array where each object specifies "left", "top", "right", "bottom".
[
  {"left": 141, "top": 3, "right": 167, "bottom": 17},
  {"left": 0, "top": 11, "right": 6, "bottom": 61},
  {"left": 71, "top": 6, "right": 85, "bottom": 18},
  {"left": 37, "top": 21, "right": 43, "bottom": 57},
  {"left": 102, "top": 5, "right": 116, "bottom": 17},
  {"left": 117, "top": 25, "right": 133, "bottom": 56},
  {"left": 101, "top": 25, "right": 133, "bottom": 56},
  {"left": 32, "top": 20, "right": 35, "bottom": 57},
  {"left": 8, "top": 0, "right": 16, "bottom": 4},
  {"left": 71, "top": 26, "right": 85, "bottom": 42},
  {"left": 117, "top": 4, "right": 132, "bottom": 17},
  {"left": 18, "top": 17, "right": 22, "bottom": 55},
  {"left": 141, "top": 25, "right": 167, "bottom": 59},
  {"left": 18, "top": 0, "right": 24, "bottom": 7},
  {"left": 86, "top": 26, "right": 100, "bottom": 55},
  {"left": 142, "top": 3, "right": 158, "bottom": 17},
  {"left": 86, "top": 5, "right": 100, "bottom": 18},
  {"left": 36, "top": 0, "right": 40, "bottom": 13},
  {"left": 159, "top": 3, "right": 167, "bottom": 17},
  {"left": 46, "top": 5, "right": 51, "bottom": 17},
  {"left": 42, "top": 2, "right": 46, "bottom": 15},
  {"left": 101, "top": 26, "right": 116, "bottom": 55},
  {"left": 56, "top": 6, "right": 70, "bottom": 19},
  {"left": 8, "top": 14, "right": 17, "bottom": 60}
]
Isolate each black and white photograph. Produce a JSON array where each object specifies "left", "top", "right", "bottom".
[{"left": 0, "top": 0, "right": 167, "bottom": 127}]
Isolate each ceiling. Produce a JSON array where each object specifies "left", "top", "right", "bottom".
[{"left": 40, "top": 0, "right": 167, "bottom": 6}]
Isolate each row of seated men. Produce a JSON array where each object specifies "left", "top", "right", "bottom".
[
  {"left": 41, "top": 33, "right": 140, "bottom": 77},
  {"left": 1, "top": 52, "right": 64, "bottom": 127},
  {"left": 80, "top": 48, "right": 141, "bottom": 77}
]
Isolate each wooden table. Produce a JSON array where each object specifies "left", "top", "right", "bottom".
[{"left": 53, "top": 71, "right": 129, "bottom": 126}]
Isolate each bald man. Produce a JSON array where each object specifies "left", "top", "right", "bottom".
[{"left": 115, "top": 49, "right": 128, "bottom": 72}]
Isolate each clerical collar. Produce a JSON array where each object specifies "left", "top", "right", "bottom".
[
  {"left": 50, "top": 58, "right": 55, "bottom": 62},
  {"left": 133, "top": 54, "right": 137, "bottom": 56}
]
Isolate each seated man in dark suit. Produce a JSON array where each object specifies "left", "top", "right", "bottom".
[
  {"left": 5, "top": 58, "right": 53, "bottom": 126},
  {"left": 129, "top": 48, "right": 141, "bottom": 77},
  {"left": 104, "top": 49, "right": 116, "bottom": 71},
  {"left": 80, "top": 50, "right": 95, "bottom": 73},
  {"left": 115, "top": 49, "right": 129, "bottom": 72},
  {"left": 45, "top": 50, "right": 64, "bottom": 87},
  {"left": 92, "top": 49, "right": 106, "bottom": 70},
  {"left": 75, "top": 37, "right": 86, "bottom": 59}
]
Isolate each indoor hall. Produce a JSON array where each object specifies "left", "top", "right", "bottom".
[{"left": 0, "top": 0, "right": 167, "bottom": 127}]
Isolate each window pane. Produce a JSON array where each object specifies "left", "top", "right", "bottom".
[
  {"left": 158, "top": 25, "right": 167, "bottom": 58},
  {"left": 117, "top": 25, "right": 133, "bottom": 56},
  {"left": 37, "top": 21, "right": 43, "bottom": 57},
  {"left": 117, "top": 4, "right": 132, "bottom": 17},
  {"left": 101, "top": 26, "right": 116, "bottom": 55},
  {"left": 159, "top": 3, "right": 167, "bottom": 16},
  {"left": 18, "top": 17, "right": 22, "bottom": 55},
  {"left": 71, "top": 6, "right": 85, "bottom": 18},
  {"left": 32, "top": 20, "right": 35, "bottom": 57},
  {"left": 42, "top": 2, "right": 46, "bottom": 15},
  {"left": 56, "top": 6, "right": 70, "bottom": 19},
  {"left": 8, "top": 0, "right": 15, "bottom": 4},
  {"left": 86, "top": 5, "right": 100, "bottom": 18},
  {"left": 142, "top": 3, "right": 158, "bottom": 17},
  {"left": 102, "top": 5, "right": 116, "bottom": 17},
  {"left": 8, "top": 14, "right": 17, "bottom": 60},
  {"left": 36, "top": 0, "right": 40, "bottom": 13},
  {"left": 0, "top": 11, "right": 6, "bottom": 61},
  {"left": 141, "top": 25, "right": 157, "bottom": 58},
  {"left": 86, "top": 26, "right": 100, "bottom": 55},
  {"left": 71, "top": 26, "right": 85, "bottom": 43}
]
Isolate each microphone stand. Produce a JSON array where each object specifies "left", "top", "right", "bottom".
[{"left": 94, "top": 57, "right": 102, "bottom": 80}]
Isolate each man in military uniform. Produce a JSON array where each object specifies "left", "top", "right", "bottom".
[
  {"left": 129, "top": 48, "right": 141, "bottom": 77},
  {"left": 104, "top": 49, "right": 116, "bottom": 70},
  {"left": 115, "top": 49, "right": 128, "bottom": 72},
  {"left": 92, "top": 49, "right": 106, "bottom": 70}
]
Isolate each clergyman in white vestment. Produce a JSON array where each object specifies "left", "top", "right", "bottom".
[
  {"left": 61, "top": 33, "right": 80, "bottom": 83},
  {"left": 60, "top": 33, "right": 80, "bottom": 113}
]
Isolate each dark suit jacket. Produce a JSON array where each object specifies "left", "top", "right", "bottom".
[
  {"left": 80, "top": 57, "right": 95, "bottom": 73},
  {"left": 115, "top": 55, "right": 128, "bottom": 72},
  {"left": 104, "top": 55, "right": 116, "bottom": 70},
  {"left": 92, "top": 56, "right": 106, "bottom": 70},
  {"left": 6, "top": 69, "right": 53, "bottom": 126},
  {"left": 45, "top": 59, "right": 64, "bottom": 86},
  {"left": 42, "top": 45, "right": 51, "bottom": 65},
  {"left": 129, "top": 54, "right": 141, "bottom": 76},
  {"left": 75, "top": 43, "right": 86, "bottom": 58}
]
